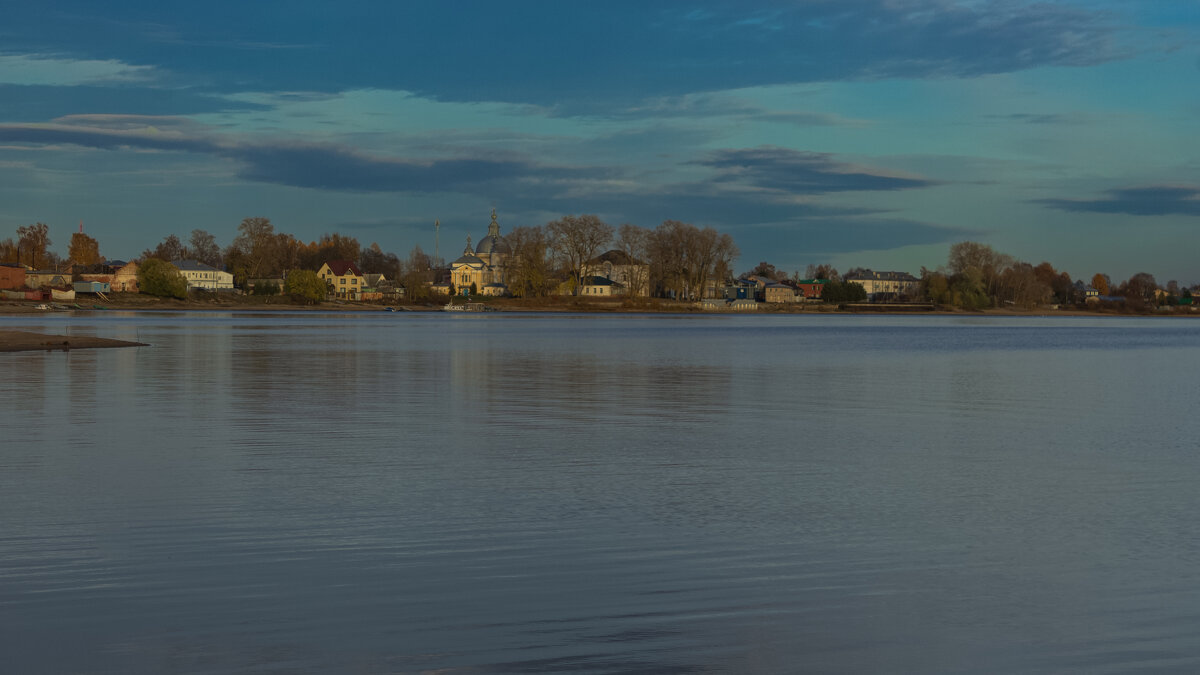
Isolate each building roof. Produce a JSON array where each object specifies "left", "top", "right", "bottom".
[
  {"left": 582, "top": 275, "right": 623, "bottom": 287},
  {"left": 323, "top": 260, "right": 362, "bottom": 276},
  {"left": 174, "top": 259, "right": 219, "bottom": 272},
  {"left": 843, "top": 270, "right": 918, "bottom": 282},
  {"left": 452, "top": 252, "right": 485, "bottom": 266},
  {"left": 587, "top": 249, "right": 645, "bottom": 266}
]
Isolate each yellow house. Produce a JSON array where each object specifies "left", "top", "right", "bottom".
[{"left": 317, "top": 260, "right": 365, "bottom": 300}]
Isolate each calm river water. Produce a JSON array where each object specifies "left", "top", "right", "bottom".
[{"left": 2, "top": 311, "right": 1199, "bottom": 674}]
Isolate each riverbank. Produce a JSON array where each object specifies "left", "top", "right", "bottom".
[
  {"left": 0, "top": 329, "right": 148, "bottom": 353},
  {"left": 0, "top": 293, "right": 1191, "bottom": 317}
]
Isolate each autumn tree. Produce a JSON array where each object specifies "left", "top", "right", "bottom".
[
  {"left": 68, "top": 231, "right": 101, "bottom": 265},
  {"left": 0, "top": 238, "right": 16, "bottom": 264},
  {"left": 1091, "top": 273, "right": 1110, "bottom": 296},
  {"left": 298, "top": 232, "right": 361, "bottom": 271},
  {"left": 16, "top": 223, "right": 51, "bottom": 268},
  {"left": 1120, "top": 272, "right": 1158, "bottom": 306},
  {"left": 359, "top": 242, "right": 401, "bottom": 279},
  {"left": 547, "top": 214, "right": 613, "bottom": 295}
]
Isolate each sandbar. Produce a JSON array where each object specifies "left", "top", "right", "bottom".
[{"left": 0, "top": 330, "right": 147, "bottom": 353}]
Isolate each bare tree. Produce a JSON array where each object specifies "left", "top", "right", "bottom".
[
  {"left": 229, "top": 217, "right": 278, "bottom": 279},
  {"left": 16, "top": 223, "right": 51, "bottom": 268},
  {"left": 648, "top": 220, "right": 690, "bottom": 298},
  {"left": 804, "top": 263, "right": 839, "bottom": 281},
  {"left": 614, "top": 223, "right": 651, "bottom": 297},
  {"left": 506, "top": 225, "right": 556, "bottom": 297},
  {"left": 142, "top": 234, "right": 187, "bottom": 262},
  {"left": 189, "top": 229, "right": 223, "bottom": 268},
  {"left": 400, "top": 245, "right": 434, "bottom": 300},
  {"left": 547, "top": 214, "right": 613, "bottom": 295}
]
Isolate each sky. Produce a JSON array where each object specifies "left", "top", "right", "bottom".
[{"left": 1, "top": 1, "right": 1198, "bottom": 283}]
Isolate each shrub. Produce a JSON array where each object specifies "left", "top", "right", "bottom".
[
  {"left": 285, "top": 269, "right": 327, "bottom": 304},
  {"left": 137, "top": 258, "right": 188, "bottom": 299}
]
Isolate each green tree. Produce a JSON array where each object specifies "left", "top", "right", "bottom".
[
  {"left": 137, "top": 258, "right": 188, "bottom": 299},
  {"left": 284, "top": 269, "right": 327, "bottom": 304},
  {"left": 822, "top": 280, "right": 867, "bottom": 303}
]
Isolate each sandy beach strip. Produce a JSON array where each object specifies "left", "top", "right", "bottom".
[{"left": 0, "top": 330, "right": 147, "bottom": 353}]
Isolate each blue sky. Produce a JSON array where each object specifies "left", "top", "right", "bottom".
[{"left": 1, "top": 1, "right": 1198, "bottom": 282}]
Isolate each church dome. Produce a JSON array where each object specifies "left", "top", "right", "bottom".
[
  {"left": 475, "top": 235, "right": 510, "bottom": 255},
  {"left": 475, "top": 208, "right": 511, "bottom": 255}
]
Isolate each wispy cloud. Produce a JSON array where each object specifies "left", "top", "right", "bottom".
[
  {"left": 986, "top": 113, "right": 1088, "bottom": 125},
  {"left": 0, "top": 54, "right": 156, "bottom": 86},
  {"left": 593, "top": 93, "right": 869, "bottom": 127},
  {"left": 1037, "top": 186, "right": 1200, "bottom": 216},
  {"left": 0, "top": 118, "right": 612, "bottom": 195},
  {"left": 694, "top": 146, "right": 937, "bottom": 194}
]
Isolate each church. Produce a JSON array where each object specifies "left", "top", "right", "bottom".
[{"left": 450, "top": 209, "right": 510, "bottom": 296}]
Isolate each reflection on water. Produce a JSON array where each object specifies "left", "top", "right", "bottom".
[{"left": 3, "top": 312, "right": 1200, "bottom": 673}]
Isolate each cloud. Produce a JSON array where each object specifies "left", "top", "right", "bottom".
[
  {"left": 0, "top": 118, "right": 613, "bottom": 196},
  {"left": 0, "top": 84, "right": 269, "bottom": 121},
  {"left": 592, "top": 93, "right": 869, "bottom": 126},
  {"left": 1, "top": 1, "right": 1127, "bottom": 110},
  {"left": 747, "top": 217, "right": 974, "bottom": 258},
  {"left": 694, "top": 146, "right": 937, "bottom": 194},
  {"left": 0, "top": 54, "right": 155, "bottom": 86},
  {"left": 986, "top": 113, "right": 1087, "bottom": 125},
  {"left": 1037, "top": 186, "right": 1200, "bottom": 216}
]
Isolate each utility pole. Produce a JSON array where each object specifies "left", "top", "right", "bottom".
[{"left": 434, "top": 219, "right": 440, "bottom": 268}]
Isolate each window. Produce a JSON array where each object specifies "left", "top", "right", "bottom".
[{"left": 340, "top": 278, "right": 346, "bottom": 285}]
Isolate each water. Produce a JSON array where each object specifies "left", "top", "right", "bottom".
[{"left": 2, "top": 312, "right": 1199, "bottom": 674}]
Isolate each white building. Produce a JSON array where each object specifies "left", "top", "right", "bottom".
[
  {"left": 843, "top": 270, "right": 920, "bottom": 301},
  {"left": 174, "top": 260, "right": 234, "bottom": 290}
]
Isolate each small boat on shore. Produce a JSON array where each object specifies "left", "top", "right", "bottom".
[{"left": 443, "top": 302, "right": 488, "bottom": 312}]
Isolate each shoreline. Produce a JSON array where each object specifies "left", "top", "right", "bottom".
[{"left": 0, "top": 296, "right": 1191, "bottom": 319}]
